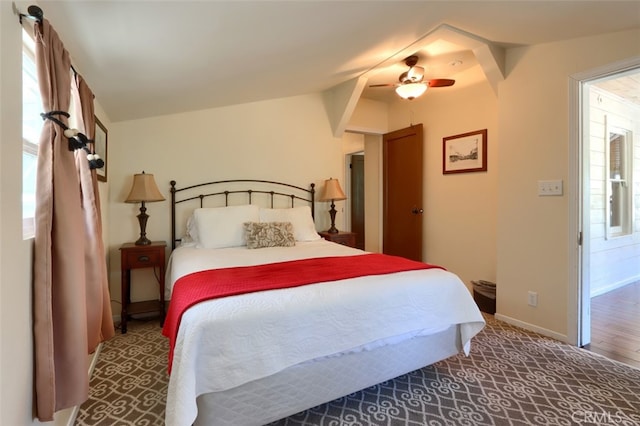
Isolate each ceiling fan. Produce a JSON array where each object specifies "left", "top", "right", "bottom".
[{"left": 369, "top": 55, "right": 455, "bottom": 100}]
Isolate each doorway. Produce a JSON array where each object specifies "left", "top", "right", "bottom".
[
  {"left": 573, "top": 60, "right": 640, "bottom": 357},
  {"left": 350, "top": 154, "right": 365, "bottom": 250}
]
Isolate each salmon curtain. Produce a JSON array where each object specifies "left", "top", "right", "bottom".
[
  {"left": 72, "top": 75, "right": 115, "bottom": 352},
  {"left": 33, "top": 19, "right": 114, "bottom": 421}
]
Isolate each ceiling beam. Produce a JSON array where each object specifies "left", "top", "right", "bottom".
[
  {"left": 325, "top": 24, "right": 505, "bottom": 131},
  {"left": 322, "top": 76, "right": 368, "bottom": 138},
  {"left": 361, "top": 23, "right": 506, "bottom": 97},
  {"left": 435, "top": 25, "right": 505, "bottom": 96}
]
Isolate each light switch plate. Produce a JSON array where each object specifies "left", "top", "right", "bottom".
[{"left": 538, "top": 180, "right": 563, "bottom": 196}]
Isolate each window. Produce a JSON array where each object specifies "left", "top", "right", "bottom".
[
  {"left": 605, "top": 117, "right": 632, "bottom": 239},
  {"left": 22, "top": 29, "right": 42, "bottom": 238}
]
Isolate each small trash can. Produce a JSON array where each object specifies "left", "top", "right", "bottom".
[{"left": 472, "top": 280, "right": 496, "bottom": 314}]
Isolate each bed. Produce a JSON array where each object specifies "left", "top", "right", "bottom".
[{"left": 162, "top": 179, "right": 485, "bottom": 426}]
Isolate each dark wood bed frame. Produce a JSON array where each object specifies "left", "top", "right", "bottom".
[{"left": 170, "top": 179, "right": 316, "bottom": 250}]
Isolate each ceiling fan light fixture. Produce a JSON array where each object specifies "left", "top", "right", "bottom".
[{"left": 395, "top": 83, "right": 427, "bottom": 100}]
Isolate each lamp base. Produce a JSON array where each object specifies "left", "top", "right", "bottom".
[
  {"left": 135, "top": 202, "right": 151, "bottom": 246},
  {"left": 327, "top": 201, "right": 339, "bottom": 233},
  {"left": 135, "top": 236, "right": 152, "bottom": 246}
]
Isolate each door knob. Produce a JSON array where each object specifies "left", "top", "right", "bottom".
[{"left": 411, "top": 207, "right": 424, "bottom": 215}]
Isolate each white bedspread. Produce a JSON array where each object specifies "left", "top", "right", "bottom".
[{"left": 165, "top": 240, "right": 485, "bottom": 426}]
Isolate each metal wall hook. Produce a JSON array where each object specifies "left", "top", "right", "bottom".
[
  {"left": 18, "top": 4, "right": 44, "bottom": 24},
  {"left": 27, "top": 5, "right": 43, "bottom": 21}
]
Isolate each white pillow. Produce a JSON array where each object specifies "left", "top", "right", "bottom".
[
  {"left": 193, "top": 205, "right": 260, "bottom": 249},
  {"left": 259, "top": 206, "right": 321, "bottom": 242}
]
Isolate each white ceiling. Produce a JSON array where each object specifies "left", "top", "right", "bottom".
[
  {"left": 27, "top": 1, "right": 640, "bottom": 122},
  {"left": 594, "top": 71, "right": 640, "bottom": 106}
]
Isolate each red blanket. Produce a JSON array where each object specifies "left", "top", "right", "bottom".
[{"left": 162, "top": 253, "right": 443, "bottom": 371}]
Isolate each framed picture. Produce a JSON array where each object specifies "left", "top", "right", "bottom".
[
  {"left": 442, "top": 129, "right": 487, "bottom": 174},
  {"left": 94, "top": 116, "right": 107, "bottom": 182}
]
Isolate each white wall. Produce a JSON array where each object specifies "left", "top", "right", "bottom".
[
  {"left": 497, "top": 29, "right": 640, "bottom": 341},
  {"left": 588, "top": 86, "right": 640, "bottom": 296},
  {"left": 0, "top": 3, "right": 38, "bottom": 425},
  {"left": 107, "top": 94, "right": 345, "bottom": 307},
  {"left": 386, "top": 70, "right": 499, "bottom": 290},
  {"left": 342, "top": 131, "right": 364, "bottom": 155},
  {"left": 349, "top": 78, "right": 498, "bottom": 285},
  {"left": 348, "top": 98, "right": 389, "bottom": 134}
]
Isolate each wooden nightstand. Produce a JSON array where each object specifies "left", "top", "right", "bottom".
[
  {"left": 120, "top": 241, "right": 166, "bottom": 334},
  {"left": 319, "top": 231, "right": 357, "bottom": 248}
]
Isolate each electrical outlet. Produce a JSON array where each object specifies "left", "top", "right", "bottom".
[
  {"left": 527, "top": 291, "right": 538, "bottom": 307},
  {"left": 537, "top": 180, "right": 563, "bottom": 196}
]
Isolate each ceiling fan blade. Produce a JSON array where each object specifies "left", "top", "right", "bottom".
[
  {"left": 428, "top": 79, "right": 455, "bottom": 88},
  {"left": 369, "top": 83, "right": 396, "bottom": 87}
]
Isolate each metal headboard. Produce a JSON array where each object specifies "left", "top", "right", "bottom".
[{"left": 170, "top": 179, "right": 316, "bottom": 250}]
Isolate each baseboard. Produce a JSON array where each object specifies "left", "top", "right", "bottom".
[
  {"left": 494, "top": 313, "right": 569, "bottom": 343},
  {"left": 65, "top": 342, "right": 103, "bottom": 426},
  {"left": 590, "top": 275, "right": 640, "bottom": 298}
]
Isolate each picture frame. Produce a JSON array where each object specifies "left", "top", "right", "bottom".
[
  {"left": 442, "top": 129, "right": 487, "bottom": 174},
  {"left": 94, "top": 116, "right": 107, "bottom": 182}
]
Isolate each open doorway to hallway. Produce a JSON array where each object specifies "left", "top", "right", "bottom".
[
  {"left": 350, "top": 153, "right": 365, "bottom": 250},
  {"left": 580, "top": 68, "right": 640, "bottom": 367}
]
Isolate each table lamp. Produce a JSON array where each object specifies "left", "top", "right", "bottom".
[
  {"left": 319, "top": 177, "right": 346, "bottom": 233},
  {"left": 125, "top": 171, "right": 165, "bottom": 245}
]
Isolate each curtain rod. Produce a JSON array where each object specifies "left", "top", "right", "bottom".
[{"left": 18, "top": 5, "right": 79, "bottom": 76}]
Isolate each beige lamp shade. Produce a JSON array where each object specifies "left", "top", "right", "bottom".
[
  {"left": 125, "top": 172, "right": 165, "bottom": 203},
  {"left": 319, "top": 178, "right": 346, "bottom": 202}
]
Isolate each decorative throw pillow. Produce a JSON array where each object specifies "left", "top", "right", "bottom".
[{"left": 243, "top": 222, "right": 296, "bottom": 249}]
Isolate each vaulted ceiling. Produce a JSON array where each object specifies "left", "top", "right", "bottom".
[{"left": 24, "top": 1, "right": 640, "bottom": 122}]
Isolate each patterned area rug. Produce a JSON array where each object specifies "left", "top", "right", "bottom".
[
  {"left": 75, "top": 319, "right": 169, "bottom": 426},
  {"left": 76, "top": 316, "right": 640, "bottom": 426}
]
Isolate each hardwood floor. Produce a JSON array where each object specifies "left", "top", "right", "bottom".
[{"left": 584, "top": 281, "right": 640, "bottom": 369}]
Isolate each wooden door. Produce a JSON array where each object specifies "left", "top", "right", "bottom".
[
  {"left": 350, "top": 154, "right": 365, "bottom": 250},
  {"left": 383, "top": 124, "right": 423, "bottom": 261}
]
